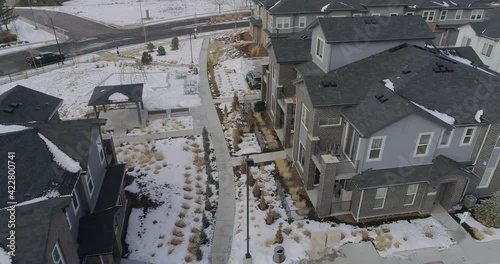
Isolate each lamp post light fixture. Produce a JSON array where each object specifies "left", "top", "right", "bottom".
[
  {"left": 244, "top": 157, "right": 254, "bottom": 263},
  {"left": 49, "top": 18, "right": 63, "bottom": 65},
  {"left": 28, "top": 0, "right": 38, "bottom": 30}
]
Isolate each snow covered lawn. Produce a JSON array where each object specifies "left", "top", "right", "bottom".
[
  {"left": 213, "top": 56, "right": 260, "bottom": 98},
  {"left": 456, "top": 213, "right": 500, "bottom": 242},
  {"left": 127, "top": 116, "right": 193, "bottom": 135},
  {"left": 37, "top": 0, "right": 247, "bottom": 26},
  {"left": 229, "top": 162, "right": 455, "bottom": 263},
  {"left": 8, "top": 19, "right": 56, "bottom": 43},
  {"left": 117, "top": 135, "right": 218, "bottom": 263}
]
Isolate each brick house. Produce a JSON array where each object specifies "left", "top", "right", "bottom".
[
  {"left": 249, "top": 0, "right": 490, "bottom": 47},
  {"left": 0, "top": 86, "right": 128, "bottom": 263}
]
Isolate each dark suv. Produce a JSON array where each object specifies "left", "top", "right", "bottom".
[
  {"left": 26, "top": 52, "right": 65, "bottom": 68},
  {"left": 245, "top": 70, "right": 261, "bottom": 89}
]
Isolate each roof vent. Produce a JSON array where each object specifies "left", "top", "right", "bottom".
[
  {"left": 375, "top": 94, "right": 388, "bottom": 103},
  {"left": 9, "top": 102, "right": 20, "bottom": 108},
  {"left": 300, "top": 34, "right": 307, "bottom": 39},
  {"left": 319, "top": 80, "right": 337, "bottom": 88},
  {"left": 402, "top": 69, "right": 411, "bottom": 74},
  {"left": 364, "top": 19, "right": 378, "bottom": 24},
  {"left": 389, "top": 43, "right": 408, "bottom": 53},
  {"left": 445, "top": 66, "right": 454, "bottom": 72},
  {"left": 3, "top": 107, "right": 14, "bottom": 114},
  {"left": 432, "top": 67, "right": 442, "bottom": 73},
  {"left": 329, "top": 81, "right": 337, "bottom": 87},
  {"left": 375, "top": 94, "right": 384, "bottom": 100},
  {"left": 435, "top": 62, "right": 444, "bottom": 67},
  {"left": 379, "top": 97, "right": 388, "bottom": 103}
]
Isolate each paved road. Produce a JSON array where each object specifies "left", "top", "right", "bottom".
[{"left": 0, "top": 10, "right": 249, "bottom": 76}]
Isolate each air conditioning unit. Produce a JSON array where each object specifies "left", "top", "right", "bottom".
[{"left": 463, "top": 195, "right": 477, "bottom": 209}]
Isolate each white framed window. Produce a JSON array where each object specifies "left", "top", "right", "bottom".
[
  {"left": 270, "top": 95, "right": 275, "bottom": 115},
  {"left": 276, "top": 17, "right": 291, "bottom": 29},
  {"left": 422, "top": 11, "right": 435, "bottom": 21},
  {"left": 86, "top": 170, "right": 94, "bottom": 195},
  {"left": 390, "top": 13, "right": 398, "bottom": 16},
  {"left": 461, "top": 36, "right": 471, "bottom": 47},
  {"left": 300, "top": 103, "right": 309, "bottom": 128},
  {"left": 439, "top": 10, "right": 447, "bottom": 20},
  {"left": 404, "top": 184, "right": 419, "bottom": 205},
  {"left": 481, "top": 43, "right": 493, "bottom": 57},
  {"left": 117, "top": 196, "right": 122, "bottom": 206},
  {"left": 353, "top": 13, "right": 363, "bottom": 17},
  {"left": 52, "top": 242, "right": 66, "bottom": 264},
  {"left": 272, "top": 64, "right": 276, "bottom": 81},
  {"left": 405, "top": 12, "right": 414, "bottom": 15},
  {"left": 372, "top": 13, "right": 381, "bottom": 16},
  {"left": 71, "top": 189, "right": 79, "bottom": 213},
  {"left": 478, "top": 157, "right": 499, "bottom": 188},
  {"left": 460, "top": 127, "right": 476, "bottom": 146},
  {"left": 470, "top": 10, "right": 484, "bottom": 20},
  {"left": 495, "top": 135, "right": 500, "bottom": 148},
  {"left": 315, "top": 37, "right": 325, "bottom": 60},
  {"left": 97, "top": 138, "right": 105, "bottom": 164},
  {"left": 374, "top": 187, "right": 387, "bottom": 209},
  {"left": 297, "top": 142, "right": 305, "bottom": 170},
  {"left": 316, "top": 15, "right": 324, "bottom": 18},
  {"left": 438, "top": 129, "right": 454, "bottom": 148},
  {"left": 455, "top": 10, "right": 463, "bottom": 20},
  {"left": 414, "top": 132, "right": 434, "bottom": 157},
  {"left": 367, "top": 136, "right": 386, "bottom": 162},
  {"left": 319, "top": 117, "right": 342, "bottom": 127},
  {"left": 298, "top": 16, "right": 306, "bottom": 28},
  {"left": 65, "top": 211, "right": 72, "bottom": 229}
]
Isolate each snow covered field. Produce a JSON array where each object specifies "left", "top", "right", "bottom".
[
  {"left": 0, "top": 19, "right": 57, "bottom": 55},
  {"left": 127, "top": 116, "right": 194, "bottom": 135},
  {"left": 37, "top": 0, "right": 248, "bottom": 26},
  {"left": 214, "top": 57, "right": 260, "bottom": 98},
  {"left": 117, "top": 135, "right": 217, "bottom": 263}
]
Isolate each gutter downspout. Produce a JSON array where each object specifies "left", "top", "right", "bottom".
[
  {"left": 356, "top": 190, "right": 364, "bottom": 222},
  {"left": 473, "top": 124, "right": 491, "bottom": 167},
  {"left": 460, "top": 178, "right": 470, "bottom": 201}
]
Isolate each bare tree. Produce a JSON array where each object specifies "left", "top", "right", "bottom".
[{"left": 211, "top": 0, "right": 226, "bottom": 14}]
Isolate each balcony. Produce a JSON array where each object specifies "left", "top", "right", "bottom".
[
  {"left": 312, "top": 143, "right": 358, "bottom": 177},
  {"left": 277, "top": 90, "right": 296, "bottom": 109},
  {"left": 249, "top": 16, "right": 262, "bottom": 27}
]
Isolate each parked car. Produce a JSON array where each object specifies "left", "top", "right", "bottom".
[
  {"left": 245, "top": 70, "right": 261, "bottom": 89},
  {"left": 26, "top": 52, "right": 65, "bottom": 68}
]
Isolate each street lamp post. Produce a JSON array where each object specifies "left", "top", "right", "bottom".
[
  {"left": 189, "top": 32, "right": 193, "bottom": 64},
  {"left": 49, "top": 18, "right": 63, "bottom": 65},
  {"left": 139, "top": 0, "right": 147, "bottom": 43},
  {"left": 245, "top": 157, "right": 254, "bottom": 263},
  {"left": 28, "top": 0, "right": 38, "bottom": 30}
]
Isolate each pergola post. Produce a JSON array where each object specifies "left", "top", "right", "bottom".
[
  {"left": 93, "top": 105, "right": 98, "bottom": 118},
  {"left": 136, "top": 102, "right": 142, "bottom": 124},
  {"left": 103, "top": 104, "right": 107, "bottom": 112},
  {"left": 141, "top": 100, "right": 145, "bottom": 110}
]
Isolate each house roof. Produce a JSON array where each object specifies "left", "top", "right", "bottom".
[
  {"left": 0, "top": 129, "right": 79, "bottom": 205},
  {"left": 410, "top": 0, "right": 490, "bottom": 9},
  {"left": 88, "top": 83, "right": 144, "bottom": 106},
  {"left": 94, "top": 164, "right": 126, "bottom": 212},
  {"left": 295, "top": 44, "right": 500, "bottom": 125},
  {"left": 269, "top": 32, "right": 312, "bottom": 63},
  {"left": 431, "top": 47, "right": 485, "bottom": 67},
  {"left": 311, "top": 16, "right": 435, "bottom": 44},
  {"left": 0, "top": 197, "right": 71, "bottom": 264},
  {"left": 469, "top": 19, "right": 500, "bottom": 40},
  {"left": 352, "top": 155, "right": 478, "bottom": 189},
  {"left": 78, "top": 207, "right": 121, "bottom": 256},
  {"left": 0, "top": 85, "right": 62, "bottom": 124}
]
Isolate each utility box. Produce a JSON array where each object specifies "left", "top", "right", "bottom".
[
  {"left": 273, "top": 246, "right": 286, "bottom": 263},
  {"left": 463, "top": 195, "right": 477, "bottom": 209}
]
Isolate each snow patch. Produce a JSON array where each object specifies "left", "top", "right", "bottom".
[
  {"left": 408, "top": 4, "right": 417, "bottom": 8},
  {"left": 0, "top": 247, "right": 11, "bottom": 264},
  {"left": 321, "top": 3, "right": 331, "bottom": 11},
  {"left": 108, "top": 92, "right": 129, "bottom": 101},
  {"left": 449, "top": 0, "right": 458, "bottom": 6},
  {"left": 412, "top": 101, "right": 455, "bottom": 125},
  {"left": 0, "top": 125, "right": 30, "bottom": 134},
  {"left": 270, "top": 0, "right": 281, "bottom": 9},
  {"left": 456, "top": 212, "right": 500, "bottom": 242},
  {"left": 432, "top": 1, "right": 450, "bottom": 7},
  {"left": 382, "top": 79, "right": 395, "bottom": 91},
  {"left": 38, "top": 133, "right": 82, "bottom": 173},
  {"left": 475, "top": 109, "right": 483, "bottom": 123}
]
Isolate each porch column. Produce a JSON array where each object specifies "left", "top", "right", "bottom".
[
  {"left": 303, "top": 135, "right": 319, "bottom": 190},
  {"left": 136, "top": 102, "right": 142, "bottom": 124},
  {"left": 93, "top": 105, "right": 99, "bottom": 118},
  {"left": 316, "top": 156, "right": 339, "bottom": 217},
  {"left": 103, "top": 104, "right": 107, "bottom": 112},
  {"left": 282, "top": 100, "right": 295, "bottom": 148}
]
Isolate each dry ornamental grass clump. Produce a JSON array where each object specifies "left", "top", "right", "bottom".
[
  {"left": 170, "top": 237, "right": 183, "bottom": 245},
  {"left": 172, "top": 229, "right": 184, "bottom": 237}
]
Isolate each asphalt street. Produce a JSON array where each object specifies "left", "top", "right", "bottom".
[{"left": 0, "top": 10, "right": 249, "bottom": 76}]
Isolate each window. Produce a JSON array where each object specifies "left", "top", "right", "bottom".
[
  {"left": 461, "top": 36, "right": 471, "bottom": 47},
  {"left": 52, "top": 242, "right": 66, "bottom": 264},
  {"left": 268, "top": 16, "right": 273, "bottom": 28},
  {"left": 367, "top": 136, "right": 386, "bottom": 161},
  {"left": 65, "top": 211, "right": 72, "bottom": 229},
  {"left": 315, "top": 37, "right": 325, "bottom": 60},
  {"left": 481, "top": 43, "right": 493, "bottom": 57},
  {"left": 414, "top": 132, "right": 433, "bottom": 157},
  {"left": 405, "top": 12, "right": 414, "bottom": 15},
  {"left": 316, "top": 15, "right": 324, "bottom": 18},
  {"left": 297, "top": 142, "right": 305, "bottom": 170},
  {"left": 117, "top": 196, "right": 122, "bottom": 206},
  {"left": 479, "top": 157, "right": 499, "bottom": 188},
  {"left": 319, "top": 117, "right": 341, "bottom": 127},
  {"left": 404, "top": 184, "right": 419, "bottom": 205},
  {"left": 438, "top": 130, "right": 454, "bottom": 148},
  {"left": 86, "top": 171, "right": 94, "bottom": 195},
  {"left": 372, "top": 13, "right": 381, "bottom": 16},
  {"left": 276, "top": 17, "right": 291, "bottom": 29},
  {"left": 298, "top": 16, "right": 306, "bottom": 28},
  {"left": 470, "top": 10, "right": 483, "bottom": 20},
  {"left": 71, "top": 189, "right": 79, "bottom": 213},
  {"left": 390, "top": 13, "right": 398, "bottom": 16},
  {"left": 455, "top": 10, "right": 463, "bottom": 20},
  {"left": 300, "top": 103, "right": 309, "bottom": 127},
  {"left": 353, "top": 13, "right": 362, "bottom": 17},
  {"left": 495, "top": 135, "right": 500, "bottom": 148},
  {"left": 460, "top": 127, "right": 476, "bottom": 146},
  {"left": 422, "top": 11, "right": 435, "bottom": 21},
  {"left": 97, "top": 138, "right": 105, "bottom": 164},
  {"left": 439, "top": 10, "right": 447, "bottom": 20},
  {"left": 374, "top": 187, "right": 387, "bottom": 209}
]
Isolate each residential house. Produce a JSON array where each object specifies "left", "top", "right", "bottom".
[
  {"left": 455, "top": 18, "right": 500, "bottom": 73},
  {"left": 264, "top": 16, "right": 435, "bottom": 153},
  {"left": 249, "top": 0, "right": 490, "bottom": 47},
  {"left": 0, "top": 86, "right": 128, "bottom": 263},
  {"left": 290, "top": 42, "right": 500, "bottom": 220}
]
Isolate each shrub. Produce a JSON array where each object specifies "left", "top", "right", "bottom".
[
  {"left": 0, "top": 32, "right": 17, "bottom": 43},
  {"left": 265, "top": 209, "right": 275, "bottom": 225},
  {"left": 360, "top": 230, "right": 370, "bottom": 241},
  {"left": 471, "top": 227, "right": 485, "bottom": 240},
  {"left": 240, "top": 159, "right": 248, "bottom": 175},
  {"left": 184, "top": 255, "right": 193, "bottom": 262},
  {"left": 200, "top": 229, "right": 208, "bottom": 244},
  {"left": 303, "top": 230, "right": 311, "bottom": 238},
  {"left": 196, "top": 243, "right": 203, "bottom": 260},
  {"left": 205, "top": 199, "right": 213, "bottom": 211},
  {"left": 253, "top": 184, "right": 261, "bottom": 198},
  {"left": 175, "top": 220, "right": 187, "bottom": 228},
  {"left": 206, "top": 185, "right": 213, "bottom": 198},
  {"left": 232, "top": 92, "right": 239, "bottom": 112},
  {"left": 202, "top": 214, "right": 210, "bottom": 228},
  {"left": 147, "top": 42, "right": 155, "bottom": 52},
  {"left": 259, "top": 196, "right": 268, "bottom": 211},
  {"left": 274, "top": 224, "right": 284, "bottom": 244},
  {"left": 171, "top": 37, "right": 179, "bottom": 50},
  {"left": 170, "top": 237, "right": 183, "bottom": 245},
  {"left": 474, "top": 192, "right": 500, "bottom": 228},
  {"left": 483, "top": 228, "right": 496, "bottom": 236},
  {"left": 141, "top": 51, "right": 152, "bottom": 65},
  {"left": 283, "top": 227, "right": 292, "bottom": 236},
  {"left": 157, "top": 45, "right": 166, "bottom": 56}
]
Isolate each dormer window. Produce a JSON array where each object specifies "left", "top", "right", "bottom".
[
  {"left": 276, "top": 17, "right": 291, "bottom": 29},
  {"left": 422, "top": 11, "right": 435, "bottom": 21},
  {"left": 315, "top": 37, "right": 325, "bottom": 60},
  {"left": 470, "top": 10, "right": 483, "bottom": 20}
]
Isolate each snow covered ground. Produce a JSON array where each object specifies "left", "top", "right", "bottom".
[
  {"left": 0, "top": 19, "right": 58, "bottom": 55},
  {"left": 34, "top": 0, "right": 248, "bottom": 26},
  {"left": 127, "top": 116, "right": 194, "bottom": 135},
  {"left": 229, "top": 162, "right": 455, "bottom": 263},
  {"left": 456, "top": 213, "right": 500, "bottom": 242},
  {"left": 117, "top": 136, "right": 217, "bottom": 263}
]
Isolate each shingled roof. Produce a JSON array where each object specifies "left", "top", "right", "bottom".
[
  {"left": 269, "top": 31, "right": 312, "bottom": 63},
  {"left": 88, "top": 83, "right": 144, "bottom": 106},
  {"left": 469, "top": 19, "right": 500, "bottom": 40},
  {"left": 94, "top": 164, "right": 126, "bottom": 212},
  {"left": 78, "top": 207, "right": 121, "bottom": 256}
]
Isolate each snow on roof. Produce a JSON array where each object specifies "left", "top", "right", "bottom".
[
  {"left": 408, "top": 5, "right": 417, "bottom": 8},
  {"left": 0, "top": 124, "right": 30, "bottom": 134},
  {"left": 0, "top": 247, "right": 11, "bottom": 264},
  {"left": 321, "top": 3, "right": 331, "bottom": 11},
  {"left": 270, "top": 0, "right": 281, "bottom": 9},
  {"left": 382, "top": 79, "right": 395, "bottom": 91},
  {"left": 38, "top": 133, "right": 82, "bottom": 173},
  {"left": 449, "top": 0, "right": 458, "bottom": 6},
  {"left": 475, "top": 109, "right": 483, "bottom": 123},
  {"left": 443, "top": 53, "right": 496, "bottom": 76},
  {"left": 108, "top": 92, "right": 129, "bottom": 101},
  {"left": 432, "top": 1, "right": 450, "bottom": 8},
  {"left": 412, "top": 101, "right": 455, "bottom": 125}
]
